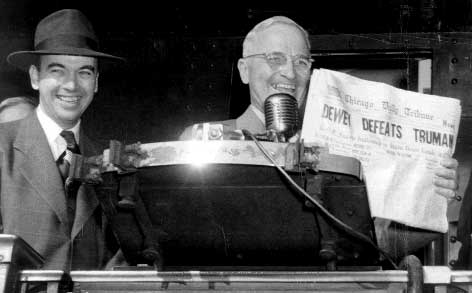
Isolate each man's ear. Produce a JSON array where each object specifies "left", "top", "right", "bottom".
[
  {"left": 29, "top": 65, "right": 39, "bottom": 90},
  {"left": 237, "top": 58, "right": 249, "bottom": 84},
  {"left": 94, "top": 73, "right": 99, "bottom": 93}
]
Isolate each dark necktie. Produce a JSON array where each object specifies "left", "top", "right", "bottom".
[
  {"left": 58, "top": 130, "right": 81, "bottom": 180},
  {"left": 58, "top": 130, "right": 81, "bottom": 232}
]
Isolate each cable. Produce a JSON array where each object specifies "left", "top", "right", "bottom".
[{"left": 242, "top": 129, "right": 399, "bottom": 270}]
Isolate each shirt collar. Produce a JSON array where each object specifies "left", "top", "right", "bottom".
[
  {"left": 36, "top": 105, "right": 80, "bottom": 160},
  {"left": 249, "top": 104, "right": 265, "bottom": 125}
]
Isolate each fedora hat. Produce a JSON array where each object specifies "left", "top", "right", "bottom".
[{"left": 7, "top": 9, "right": 124, "bottom": 70}]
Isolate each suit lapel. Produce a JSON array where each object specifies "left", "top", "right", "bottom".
[
  {"left": 13, "top": 114, "right": 69, "bottom": 228},
  {"left": 71, "top": 184, "right": 98, "bottom": 239},
  {"left": 71, "top": 131, "right": 99, "bottom": 239}
]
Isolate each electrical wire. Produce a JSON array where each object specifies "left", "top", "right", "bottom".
[{"left": 242, "top": 129, "right": 399, "bottom": 270}]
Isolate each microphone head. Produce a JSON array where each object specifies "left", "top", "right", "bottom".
[{"left": 264, "top": 93, "right": 299, "bottom": 139}]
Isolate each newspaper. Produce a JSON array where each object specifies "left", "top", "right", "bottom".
[{"left": 301, "top": 69, "right": 461, "bottom": 233}]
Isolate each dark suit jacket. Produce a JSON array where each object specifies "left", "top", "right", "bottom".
[{"left": 0, "top": 113, "right": 112, "bottom": 271}]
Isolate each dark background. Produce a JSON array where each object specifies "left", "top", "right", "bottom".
[
  {"left": 1, "top": 0, "right": 472, "bottom": 268},
  {"left": 1, "top": 1, "right": 472, "bottom": 146}
]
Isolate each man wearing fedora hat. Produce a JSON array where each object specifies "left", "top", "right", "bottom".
[{"left": 0, "top": 9, "right": 124, "bottom": 270}]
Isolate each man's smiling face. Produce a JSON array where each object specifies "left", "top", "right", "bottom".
[
  {"left": 29, "top": 54, "right": 98, "bottom": 129},
  {"left": 238, "top": 23, "right": 311, "bottom": 113}
]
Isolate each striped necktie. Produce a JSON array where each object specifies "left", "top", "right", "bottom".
[
  {"left": 58, "top": 130, "right": 81, "bottom": 180},
  {"left": 58, "top": 130, "right": 81, "bottom": 232}
]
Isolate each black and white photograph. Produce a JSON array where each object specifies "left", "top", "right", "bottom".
[{"left": 0, "top": 1, "right": 470, "bottom": 292}]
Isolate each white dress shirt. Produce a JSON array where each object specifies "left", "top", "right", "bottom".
[{"left": 36, "top": 106, "right": 80, "bottom": 161}]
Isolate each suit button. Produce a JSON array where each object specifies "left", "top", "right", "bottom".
[
  {"left": 347, "top": 209, "right": 354, "bottom": 216},
  {"left": 450, "top": 236, "right": 457, "bottom": 243}
]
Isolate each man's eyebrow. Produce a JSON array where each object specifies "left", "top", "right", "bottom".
[
  {"left": 80, "top": 65, "right": 97, "bottom": 72},
  {"left": 46, "top": 62, "right": 65, "bottom": 69},
  {"left": 45, "top": 63, "right": 96, "bottom": 72}
]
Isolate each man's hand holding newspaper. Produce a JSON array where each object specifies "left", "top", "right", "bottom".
[{"left": 435, "top": 156, "right": 459, "bottom": 200}]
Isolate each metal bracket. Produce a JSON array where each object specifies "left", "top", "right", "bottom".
[
  {"left": 117, "top": 173, "right": 139, "bottom": 210},
  {"left": 68, "top": 153, "right": 103, "bottom": 184},
  {"left": 284, "top": 140, "right": 320, "bottom": 172},
  {"left": 109, "top": 140, "right": 147, "bottom": 173}
]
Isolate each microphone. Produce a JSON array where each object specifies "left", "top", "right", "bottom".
[
  {"left": 264, "top": 93, "right": 300, "bottom": 142},
  {"left": 192, "top": 93, "right": 300, "bottom": 142}
]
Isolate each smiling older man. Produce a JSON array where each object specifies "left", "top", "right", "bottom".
[
  {"left": 179, "top": 16, "right": 460, "bottom": 261},
  {"left": 179, "top": 16, "right": 311, "bottom": 138}
]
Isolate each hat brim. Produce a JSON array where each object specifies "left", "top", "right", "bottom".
[{"left": 7, "top": 47, "right": 125, "bottom": 71}]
